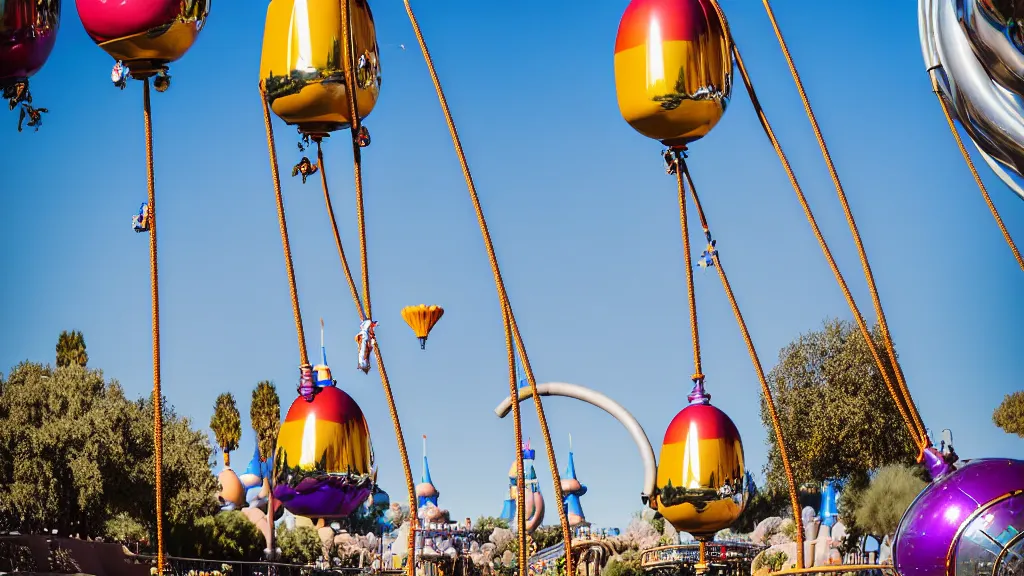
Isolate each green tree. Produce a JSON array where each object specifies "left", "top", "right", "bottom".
[
  {"left": 993, "top": 391, "right": 1024, "bottom": 439},
  {"left": 250, "top": 381, "right": 281, "bottom": 463},
  {"left": 277, "top": 525, "right": 324, "bottom": 564},
  {"left": 0, "top": 360, "right": 217, "bottom": 542},
  {"left": 853, "top": 465, "right": 927, "bottom": 537},
  {"left": 472, "top": 516, "right": 509, "bottom": 543},
  {"left": 250, "top": 380, "right": 281, "bottom": 558},
  {"left": 55, "top": 330, "right": 88, "bottom": 368},
  {"left": 762, "top": 319, "right": 918, "bottom": 490},
  {"left": 210, "top": 393, "right": 242, "bottom": 467},
  {"left": 167, "top": 511, "right": 264, "bottom": 561}
]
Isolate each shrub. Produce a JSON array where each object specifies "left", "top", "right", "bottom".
[
  {"left": 854, "top": 466, "right": 927, "bottom": 536},
  {"left": 0, "top": 541, "right": 36, "bottom": 572},
  {"left": 49, "top": 544, "right": 82, "bottom": 574},
  {"left": 277, "top": 526, "right": 324, "bottom": 565}
]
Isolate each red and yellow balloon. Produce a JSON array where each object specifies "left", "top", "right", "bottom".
[
  {"left": 76, "top": 0, "right": 210, "bottom": 74},
  {"left": 614, "top": 0, "right": 732, "bottom": 146},
  {"left": 259, "top": 0, "right": 381, "bottom": 135},
  {"left": 656, "top": 398, "right": 746, "bottom": 540}
]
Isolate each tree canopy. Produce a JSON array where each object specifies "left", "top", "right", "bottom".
[
  {"left": 852, "top": 465, "right": 926, "bottom": 537},
  {"left": 0, "top": 361, "right": 217, "bottom": 540},
  {"left": 761, "top": 319, "right": 918, "bottom": 490},
  {"left": 251, "top": 381, "right": 281, "bottom": 463},
  {"left": 993, "top": 391, "right": 1024, "bottom": 439},
  {"left": 210, "top": 393, "right": 242, "bottom": 467},
  {"left": 55, "top": 330, "right": 88, "bottom": 368}
]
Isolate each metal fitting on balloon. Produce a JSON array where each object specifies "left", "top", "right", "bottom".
[
  {"left": 919, "top": 445, "right": 954, "bottom": 480},
  {"left": 298, "top": 364, "right": 317, "bottom": 402},
  {"left": 687, "top": 375, "right": 711, "bottom": 405}
]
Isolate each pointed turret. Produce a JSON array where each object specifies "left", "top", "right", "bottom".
[
  {"left": 416, "top": 435, "right": 439, "bottom": 507},
  {"left": 314, "top": 318, "right": 334, "bottom": 387},
  {"left": 561, "top": 434, "right": 587, "bottom": 527}
]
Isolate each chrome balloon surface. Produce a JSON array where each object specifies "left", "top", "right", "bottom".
[{"left": 920, "top": 0, "right": 1024, "bottom": 200}]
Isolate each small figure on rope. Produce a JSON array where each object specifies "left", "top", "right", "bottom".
[
  {"left": 132, "top": 203, "right": 151, "bottom": 233},
  {"left": 663, "top": 149, "right": 677, "bottom": 175},
  {"left": 298, "top": 364, "right": 317, "bottom": 402},
  {"left": 153, "top": 70, "right": 171, "bottom": 93},
  {"left": 355, "top": 319, "right": 378, "bottom": 374},
  {"left": 17, "top": 103, "right": 47, "bottom": 132},
  {"left": 356, "top": 125, "right": 371, "bottom": 148},
  {"left": 112, "top": 61, "right": 130, "bottom": 90},
  {"left": 291, "top": 157, "right": 318, "bottom": 183},
  {"left": 697, "top": 240, "right": 717, "bottom": 269},
  {"left": 298, "top": 132, "right": 311, "bottom": 153},
  {"left": 4, "top": 81, "right": 31, "bottom": 110}
]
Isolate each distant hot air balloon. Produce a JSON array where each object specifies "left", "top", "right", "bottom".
[{"left": 401, "top": 305, "right": 444, "bottom": 349}]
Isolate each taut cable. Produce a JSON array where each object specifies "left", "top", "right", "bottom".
[
  {"left": 402, "top": 1, "right": 574, "bottom": 571},
  {"left": 681, "top": 162, "right": 805, "bottom": 569},
  {"left": 673, "top": 150, "right": 704, "bottom": 382},
  {"left": 728, "top": 43, "right": 926, "bottom": 451},
  {"left": 260, "top": 82, "right": 309, "bottom": 368},
  {"left": 143, "top": 77, "right": 166, "bottom": 576},
  {"left": 316, "top": 140, "right": 366, "bottom": 320},
  {"left": 760, "top": 0, "right": 930, "bottom": 446},
  {"left": 503, "top": 303, "right": 528, "bottom": 574},
  {"left": 930, "top": 76, "right": 1024, "bottom": 271}
]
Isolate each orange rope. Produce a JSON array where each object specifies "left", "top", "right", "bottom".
[
  {"left": 338, "top": 3, "right": 417, "bottom": 570},
  {"left": 339, "top": 0, "right": 372, "bottom": 319},
  {"left": 316, "top": 140, "right": 366, "bottom": 320},
  {"left": 681, "top": 162, "right": 804, "bottom": 569},
  {"left": 729, "top": 43, "right": 926, "bottom": 451},
  {"left": 143, "top": 77, "right": 165, "bottom": 576},
  {"left": 673, "top": 151, "right": 704, "bottom": 381},
  {"left": 401, "top": 2, "right": 573, "bottom": 572},
  {"left": 260, "top": 82, "right": 309, "bottom": 368},
  {"left": 503, "top": 303, "right": 528, "bottom": 572},
  {"left": 759, "top": 0, "right": 930, "bottom": 447},
  {"left": 930, "top": 77, "right": 1024, "bottom": 271}
]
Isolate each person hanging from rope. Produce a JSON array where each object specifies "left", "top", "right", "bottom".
[
  {"left": 111, "top": 61, "right": 129, "bottom": 90},
  {"left": 292, "top": 156, "right": 318, "bottom": 183},
  {"left": 663, "top": 149, "right": 678, "bottom": 175},
  {"left": 356, "top": 125, "right": 371, "bottom": 147},
  {"left": 132, "top": 202, "right": 151, "bottom": 233},
  {"left": 697, "top": 239, "right": 717, "bottom": 269},
  {"left": 355, "top": 319, "right": 378, "bottom": 373}
]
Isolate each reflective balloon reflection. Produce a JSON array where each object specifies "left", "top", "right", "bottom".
[
  {"left": 920, "top": 0, "right": 1024, "bottom": 200},
  {"left": 614, "top": 0, "right": 733, "bottom": 147},
  {"left": 260, "top": 0, "right": 381, "bottom": 135},
  {"left": 656, "top": 397, "right": 746, "bottom": 540}
]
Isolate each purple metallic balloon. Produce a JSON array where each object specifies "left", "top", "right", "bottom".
[{"left": 894, "top": 458, "right": 1024, "bottom": 576}]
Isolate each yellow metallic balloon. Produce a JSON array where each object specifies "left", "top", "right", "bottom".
[
  {"left": 613, "top": 0, "right": 733, "bottom": 146},
  {"left": 656, "top": 399, "right": 746, "bottom": 539},
  {"left": 259, "top": 0, "right": 381, "bottom": 135},
  {"left": 401, "top": 304, "right": 444, "bottom": 349}
]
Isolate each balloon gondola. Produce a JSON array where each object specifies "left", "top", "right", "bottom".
[
  {"left": 401, "top": 304, "right": 444, "bottom": 350},
  {"left": 1, "top": 0, "right": 60, "bottom": 131},
  {"left": 273, "top": 367, "right": 376, "bottom": 520}
]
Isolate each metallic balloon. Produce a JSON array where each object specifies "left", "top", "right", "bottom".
[
  {"left": 920, "top": 0, "right": 1024, "bottom": 200},
  {"left": 0, "top": 0, "right": 60, "bottom": 86},
  {"left": 655, "top": 387, "right": 746, "bottom": 540},
  {"left": 273, "top": 382, "right": 375, "bottom": 519},
  {"left": 75, "top": 0, "right": 210, "bottom": 74},
  {"left": 614, "top": 0, "right": 733, "bottom": 147},
  {"left": 893, "top": 458, "right": 1024, "bottom": 576},
  {"left": 259, "top": 0, "right": 381, "bottom": 135}
]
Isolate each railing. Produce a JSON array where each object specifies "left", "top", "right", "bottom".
[{"left": 639, "top": 543, "right": 764, "bottom": 576}]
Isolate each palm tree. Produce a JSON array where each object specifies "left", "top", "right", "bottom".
[
  {"left": 55, "top": 330, "right": 88, "bottom": 368},
  {"left": 210, "top": 393, "right": 242, "bottom": 468},
  {"left": 251, "top": 380, "right": 281, "bottom": 558}
]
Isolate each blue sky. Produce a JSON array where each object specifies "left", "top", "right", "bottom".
[{"left": 1, "top": 1, "right": 1022, "bottom": 530}]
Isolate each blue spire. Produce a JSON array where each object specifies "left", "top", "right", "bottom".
[
  {"left": 422, "top": 454, "right": 433, "bottom": 485},
  {"left": 564, "top": 493, "right": 585, "bottom": 522},
  {"left": 500, "top": 498, "right": 515, "bottom": 521},
  {"left": 565, "top": 451, "right": 587, "bottom": 497}
]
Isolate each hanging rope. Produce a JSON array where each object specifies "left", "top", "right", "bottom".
[
  {"left": 316, "top": 140, "right": 366, "bottom": 320},
  {"left": 260, "top": 81, "right": 309, "bottom": 368},
  {"left": 680, "top": 161, "right": 805, "bottom": 569},
  {"left": 503, "top": 304, "right": 528, "bottom": 573},
  {"left": 142, "top": 77, "right": 166, "bottom": 576},
  {"left": 759, "top": 0, "right": 930, "bottom": 447},
  {"left": 339, "top": 0, "right": 372, "bottom": 318},
  {"left": 673, "top": 150, "right": 704, "bottom": 383},
  {"left": 336, "top": 3, "right": 417, "bottom": 571},
  {"left": 401, "top": 2, "right": 574, "bottom": 573},
  {"left": 930, "top": 77, "right": 1024, "bottom": 271},
  {"left": 719, "top": 32, "right": 927, "bottom": 451}
]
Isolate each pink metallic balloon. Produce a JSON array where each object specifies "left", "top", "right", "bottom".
[
  {"left": 75, "top": 0, "right": 182, "bottom": 44},
  {"left": 0, "top": 0, "right": 60, "bottom": 83}
]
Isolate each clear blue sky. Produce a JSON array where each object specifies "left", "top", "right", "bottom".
[{"left": 1, "top": 1, "right": 1022, "bottom": 530}]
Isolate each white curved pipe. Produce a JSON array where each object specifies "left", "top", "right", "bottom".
[{"left": 493, "top": 382, "right": 658, "bottom": 503}]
